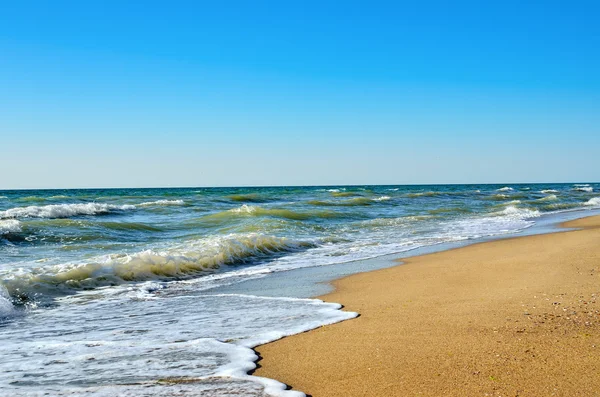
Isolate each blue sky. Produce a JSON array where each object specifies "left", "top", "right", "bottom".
[{"left": 1, "top": 1, "right": 598, "bottom": 188}]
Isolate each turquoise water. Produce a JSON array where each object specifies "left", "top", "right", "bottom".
[{"left": 0, "top": 183, "right": 599, "bottom": 396}]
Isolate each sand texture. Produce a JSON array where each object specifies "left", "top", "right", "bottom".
[{"left": 255, "top": 216, "right": 600, "bottom": 396}]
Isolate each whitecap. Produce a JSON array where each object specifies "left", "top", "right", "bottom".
[
  {"left": 137, "top": 199, "right": 185, "bottom": 207},
  {"left": 584, "top": 197, "right": 600, "bottom": 206},
  {"left": 496, "top": 187, "right": 513, "bottom": 192},
  {"left": 0, "top": 203, "right": 136, "bottom": 219},
  {"left": 372, "top": 196, "right": 391, "bottom": 201},
  {"left": 498, "top": 205, "right": 540, "bottom": 219},
  {"left": 0, "top": 219, "right": 22, "bottom": 235}
]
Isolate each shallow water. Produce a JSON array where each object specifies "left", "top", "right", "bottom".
[{"left": 1, "top": 183, "right": 599, "bottom": 395}]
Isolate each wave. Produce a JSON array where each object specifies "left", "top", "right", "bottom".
[
  {"left": 16, "top": 196, "right": 46, "bottom": 202},
  {"left": 307, "top": 197, "right": 375, "bottom": 206},
  {"left": 330, "top": 191, "right": 357, "bottom": 197},
  {"left": 496, "top": 205, "right": 540, "bottom": 219},
  {"left": 496, "top": 187, "right": 514, "bottom": 192},
  {"left": 573, "top": 186, "right": 593, "bottom": 192},
  {"left": 0, "top": 196, "right": 7, "bottom": 199},
  {"left": 372, "top": 196, "right": 391, "bottom": 201},
  {"left": 360, "top": 215, "right": 433, "bottom": 227},
  {"left": 540, "top": 189, "right": 559, "bottom": 194},
  {"left": 199, "top": 205, "right": 341, "bottom": 223},
  {"left": 0, "top": 234, "right": 314, "bottom": 301},
  {"left": 0, "top": 219, "right": 22, "bottom": 235},
  {"left": 137, "top": 199, "right": 185, "bottom": 207},
  {"left": 405, "top": 191, "right": 440, "bottom": 198},
  {"left": 0, "top": 203, "right": 136, "bottom": 219},
  {"left": 540, "top": 203, "right": 580, "bottom": 211},
  {"left": 536, "top": 194, "right": 558, "bottom": 202},
  {"left": 227, "top": 194, "right": 272, "bottom": 203},
  {"left": 0, "top": 286, "right": 15, "bottom": 318},
  {"left": 585, "top": 197, "right": 600, "bottom": 206},
  {"left": 487, "top": 194, "right": 508, "bottom": 200}
]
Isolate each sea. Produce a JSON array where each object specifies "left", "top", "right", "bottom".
[{"left": 1, "top": 183, "right": 599, "bottom": 396}]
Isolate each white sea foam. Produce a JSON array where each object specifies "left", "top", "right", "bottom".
[
  {"left": 0, "top": 196, "right": 7, "bottom": 199},
  {"left": 137, "top": 199, "right": 185, "bottom": 207},
  {"left": 541, "top": 189, "right": 559, "bottom": 194},
  {"left": 585, "top": 197, "right": 600, "bottom": 206},
  {"left": 496, "top": 187, "right": 513, "bottom": 192},
  {"left": 0, "top": 286, "right": 15, "bottom": 318},
  {"left": 0, "top": 220, "right": 22, "bottom": 235},
  {"left": 498, "top": 205, "right": 540, "bottom": 219},
  {"left": 0, "top": 292, "right": 354, "bottom": 396},
  {"left": 0, "top": 203, "right": 136, "bottom": 219},
  {"left": 372, "top": 195, "right": 391, "bottom": 201},
  {"left": 573, "top": 186, "right": 593, "bottom": 192}
]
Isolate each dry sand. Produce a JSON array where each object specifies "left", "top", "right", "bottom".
[{"left": 254, "top": 216, "right": 600, "bottom": 396}]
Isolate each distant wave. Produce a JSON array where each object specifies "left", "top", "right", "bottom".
[
  {"left": 227, "top": 194, "right": 272, "bottom": 203},
  {"left": 197, "top": 205, "right": 342, "bottom": 223},
  {"left": 330, "top": 191, "right": 357, "bottom": 197},
  {"left": 496, "top": 187, "right": 514, "bottom": 192},
  {"left": 496, "top": 205, "right": 540, "bottom": 219},
  {"left": 573, "top": 186, "right": 593, "bottom": 192},
  {"left": 372, "top": 196, "right": 391, "bottom": 201},
  {"left": 405, "top": 191, "right": 440, "bottom": 198},
  {"left": 137, "top": 199, "right": 185, "bottom": 207},
  {"left": 536, "top": 194, "right": 558, "bottom": 202},
  {"left": 307, "top": 197, "right": 375, "bottom": 206},
  {"left": 0, "top": 203, "right": 136, "bottom": 219},
  {"left": 540, "top": 189, "right": 559, "bottom": 194}
]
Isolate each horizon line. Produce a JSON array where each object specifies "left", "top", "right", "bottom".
[{"left": 0, "top": 181, "right": 597, "bottom": 192}]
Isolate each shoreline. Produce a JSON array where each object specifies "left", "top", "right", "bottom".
[{"left": 254, "top": 216, "right": 600, "bottom": 396}]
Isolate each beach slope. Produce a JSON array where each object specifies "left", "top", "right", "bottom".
[{"left": 255, "top": 216, "right": 600, "bottom": 396}]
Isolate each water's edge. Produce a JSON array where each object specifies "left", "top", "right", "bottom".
[{"left": 241, "top": 208, "right": 600, "bottom": 396}]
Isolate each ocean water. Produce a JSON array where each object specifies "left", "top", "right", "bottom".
[{"left": 1, "top": 183, "right": 599, "bottom": 396}]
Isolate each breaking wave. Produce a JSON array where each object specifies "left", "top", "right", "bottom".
[
  {"left": 1, "top": 233, "right": 315, "bottom": 301},
  {"left": 496, "top": 187, "right": 514, "bottom": 192},
  {"left": 540, "top": 189, "right": 559, "bottom": 194},
  {"left": 573, "top": 186, "right": 593, "bottom": 192},
  {"left": 585, "top": 197, "right": 600, "bottom": 206},
  {"left": 0, "top": 220, "right": 22, "bottom": 235},
  {"left": 496, "top": 205, "right": 540, "bottom": 219},
  {"left": 0, "top": 203, "right": 136, "bottom": 219},
  {"left": 536, "top": 194, "right": 558, "bottom": 202},
  {"left": 0, "top": 286, "right": 15, "bottom": 318},
  {"left": 137, "top": 200, "right": 185, "bottom": 207}
]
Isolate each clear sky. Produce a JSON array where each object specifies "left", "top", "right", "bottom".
[{"left": 1, "top": 1, "right": 598, "bottom": 189}]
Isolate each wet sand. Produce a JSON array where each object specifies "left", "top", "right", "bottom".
[{"left": 255, "top": 216, "right": 600, "bottom": 396}]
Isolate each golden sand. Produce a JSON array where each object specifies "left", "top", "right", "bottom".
[{"left": 255, "top": 216, "right": 600, "bottom": 396}]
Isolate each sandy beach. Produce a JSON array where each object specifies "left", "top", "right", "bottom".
[{"left": 255, "top": 216, "right": 600, "bottom": 396}]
